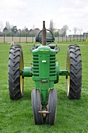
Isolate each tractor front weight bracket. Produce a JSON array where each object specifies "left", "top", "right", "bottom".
[
  {"left": 21, "top": 67, "right": 33, "bottom": 77},
  {"left": 21, "top": 67, "right": 70, "bottom": 78},
  {"left": 59, "top": 70, "right": 70, "bottom": 76}
]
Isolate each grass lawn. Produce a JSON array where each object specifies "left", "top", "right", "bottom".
[{"left": 0, "top": 41, "right": 88, "bottom": 133}]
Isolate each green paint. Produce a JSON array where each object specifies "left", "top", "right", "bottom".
[
  {"left": 22, "top": 67, "right": 32, "bottom": 77},
  {"left": 32, "top": 46, "right": 57, "bottom": 104},
  {"left": 22, "top": 46, "right": 70, "bottom": 107},
  {"left": 59, "top": 70, "right": 70, "bottom": 76}
]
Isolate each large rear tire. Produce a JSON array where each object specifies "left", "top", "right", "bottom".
[
  {"left": 46, "top": 89, "right": 57, "bottom": 125},
  {"left": 8, "top": 45, "right": 24, "bottom": 100},
  {"left": 31, "top": 89, "right": 43, "bottom": 125},
  {"left": 66, "top": 44, "right": 82, "bottom": 99}
]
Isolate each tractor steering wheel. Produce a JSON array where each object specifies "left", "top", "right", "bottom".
[{"left": 37, "top": 29, "right": 55, "bottom": 45}]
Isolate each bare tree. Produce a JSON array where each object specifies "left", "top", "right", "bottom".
[
  {"left": 78, "top": 28, "right": 83, "bottom": 34},
  {"left": 0, "top": 21, "right": 3, "bottom": 32},
  {"left": 6, "top": 21, "right": 12, "bottom": 31},
  {"left": 3, "top": 21, "right": 12, "bottom": 33},
  {"left": 73, "top": 27, "right": 78, "bottom": 35},
  {"left": 49, "top": 20, "right": 54, "bottom": 33},
  {"left": 60, "top": 25, "right": 69, "bottom": 36}
]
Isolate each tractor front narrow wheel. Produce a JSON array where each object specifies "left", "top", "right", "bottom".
[
  {"left": 46, "top": 89, "right": 57, "bottom": 125},
  {"left": 8, "top": 45, "right": 24, "bottom": 100},
  {"left": 66, "top": 44, "right": 82, "bottom": 99},
  {"left": 31, "top": 89, "right": 43, "bottom": 125}
]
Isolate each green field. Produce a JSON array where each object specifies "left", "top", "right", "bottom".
[{"left": 0, "top": 42, "right": 88, "bottom": 133}]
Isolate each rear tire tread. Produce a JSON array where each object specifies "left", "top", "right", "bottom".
[
  {"left": 67, "top": 44, "right": 82, "bottom": 99},
  {"left": 8, "top": 45, "right": 24, "bottom": 100}
]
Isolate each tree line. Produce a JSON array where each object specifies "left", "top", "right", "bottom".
[{"left": 0, "top": 20, "right": 83, "bottom": 37}]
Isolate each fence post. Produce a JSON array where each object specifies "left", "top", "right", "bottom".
[
  {"left": 70, "top": 35, "right": 71, "bottom": 42},
  {"left": 86, "top": 34, "right": 87, "bottom": 40},
  {"left": 80, "top": 34, "right": 81, "bottom": 41},
  {"left": 4, "top": 34, "right": 5, "bottom": 43},
  {"left": 73, "top": 35, "right": 74, "bottom": 41},
  {"left": 83, "top": 34, "right": 85, "bottom": 41},
  {"left": 26, "top": 34, "right": 27, "bottom": 43},
  {"left": 62, "top": 35, "right": 63, "bottom": 42},
  {"left": 12, "top": 33, "right": 13, "bottom": 42},
  {"left": 66, "top": 35, "right": 67, "bottom": 42},
  {"left": 58, "top": 35, "right": 59, "bottom": 42},
  {"left": 19, "top": 33, "right": 21, "bottom": 43},
  {"left": 32, "top": 34, "right": 34, "bottom": 43}
]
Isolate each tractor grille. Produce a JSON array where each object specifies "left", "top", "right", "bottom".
[
  {"left": 33, "top": 55, "right": 39, "bottom": 76},
  {"left": 50, "top": 55, "right": 56, "bottom": 76},
  {"left": 33, "top": 54, "right": 56, "bottom": 77}
]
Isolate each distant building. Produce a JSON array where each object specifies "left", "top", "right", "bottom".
[{"left": 83, "top": 32, "right": 88, "bottom": 36}]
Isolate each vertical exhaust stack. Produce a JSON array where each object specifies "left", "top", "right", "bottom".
[{"left": 42, "top": 21, "right": 46, "bottom": 46}]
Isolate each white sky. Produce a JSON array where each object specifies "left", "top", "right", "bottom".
[{"left": 0, "top": 0, "right": 88, "bottom": 33}]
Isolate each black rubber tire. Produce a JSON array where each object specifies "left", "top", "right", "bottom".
[
  {"left": 66, "top": 44, "right": 82, "bottom": 99},
  {"left": 8, "top": 44, "right": 24, "bottom": 100},
  {"left": 31, "top": 89, "right": 43, "bottom": 125},
  {"left": 46, "top": 89, "right": 57, "bottom": 125}
]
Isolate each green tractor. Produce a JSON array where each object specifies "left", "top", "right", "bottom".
[{"left": 8, "top": 21, "right": 82, "bottom": 125}]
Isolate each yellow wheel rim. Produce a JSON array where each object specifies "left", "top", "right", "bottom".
[
  {"left": 66, "top": 53, "right": 70, "bottom": 96},
  {"left": 20, "top": 53, "right": 24, "bottom": 95}
]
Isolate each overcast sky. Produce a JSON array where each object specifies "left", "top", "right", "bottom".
[{"left": 0, "top": 0, "right": 88, "bottom": 34}]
